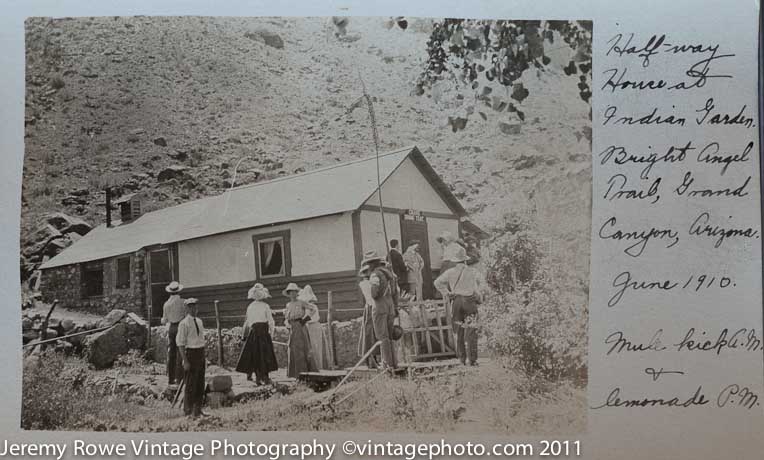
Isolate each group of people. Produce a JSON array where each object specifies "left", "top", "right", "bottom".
[
  {"left": 160, "top": 280, "right": 325, "bottom": 418},
  {"left": 160, "top": 230, "right": 483, "bottom": 418},
  {"left": 387, "top": 239, "right": 425, "bottom": 301},
  {"left": 360, "top": 231, "right": 483, "bottom": 370}
]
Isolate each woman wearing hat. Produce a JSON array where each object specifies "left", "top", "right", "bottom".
[
  {"left": 283, "top": 283, "right": 318, "bottom": 378},
  {"left": 298, "top": 285, "right": 326, "bottom": 369},
  {"left": 235, "top": 283, "right": 278, "bottom": 385},
  {"left": 403, "top": 241, "right": 425, "bottom": 301}
]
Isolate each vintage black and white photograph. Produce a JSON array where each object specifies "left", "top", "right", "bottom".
[{"left": 20, "top": 16, "right": 592, "bottom": 433}]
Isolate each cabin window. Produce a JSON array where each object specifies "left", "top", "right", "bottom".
[
  {"left": 253, "top": 230, "right": 291, "bottom": 279},
  {"left": 81, "top": 262, "right": 104, "bottom": 298},
  {"left": 115, "top": 256, "right": 131, "bottom": 289}
]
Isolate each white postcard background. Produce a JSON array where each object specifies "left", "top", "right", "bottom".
[{"left": 0, "top": 1, "right": 761, "bottom": 459}]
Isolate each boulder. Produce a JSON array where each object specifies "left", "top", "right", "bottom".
[
  {"left": 31, "top": 224, "right": 61, "bottom": 244},
  {"left": 157, "top": 165, "right": 189, "bottom": 182},
  {"left": 168, "top": 150, "right": 188, "bottom": 161},
  {"left": 206, "top": 375, "right": 233, "bottom": 392},
  {"left": 41, "top": 236, "right": 72, "bottom": 258},
  {"left": 499, "top": 122, "right": 522, "bottom": 135},
  {"left": 153, "top": 137, "right": 167, "bottom": 147},
  {"left": 246, "top": 29, "right": 284, "bottom": 49},
  {"left": 85, "top": 320, "right": 147, "bottom": 369},
  {"left": 97, "top": 309, "right": 128, "bottom": 328},
  {"left": 61, "top": 195, "right": 89, "bottom": 206},
  {"left": 22, "top": 331, "right": 39, "bottom": 344},
  {"left": 206, "top": 391, "right": 230, "bottom": 409}
]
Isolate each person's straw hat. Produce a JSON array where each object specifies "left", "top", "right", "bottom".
[
  {"left": 165, "top": 281, "right": 184, "bottom": 293},
  {"left": 298, "top": 285, "right": 318, "bottom": 303},
  {"left": 248, "top": 283, "right": 271, "bottom": 301},
  {"left": 282, "top": 282, "right": 301, "bottom": 297},
  {"left": 449, "top": 246, "right": 470, "bottom": 263},
  {"left": 184, "top": 297, "right": 198, "bottom": 305},
  {"left": 361, "top": 250, "right": 384, "bottom": 266}
]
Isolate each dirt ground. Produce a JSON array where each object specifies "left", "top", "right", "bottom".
[{"left": 63, "top": 357, "right": 585, "bottom": 434}]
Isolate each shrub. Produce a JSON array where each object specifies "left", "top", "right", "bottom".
[
  {"left": 21, "top": 351, "right": 86, "bottom": 429},
  {"left": 481, "top": 275, "right": 587, "bottom": 384},
  {"left": 22, "top": 351, "right": 152, "bottom": 430},
  {"left": 485, "top": 230, "right": 545, "bottom": 293}
]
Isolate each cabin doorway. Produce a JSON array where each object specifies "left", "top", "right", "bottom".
[
  {"left": 148, "top": 248, "right": 174, "bottom": 323},
  {"left": 400, "top": 211, "right": 434, "bottom": 300}
]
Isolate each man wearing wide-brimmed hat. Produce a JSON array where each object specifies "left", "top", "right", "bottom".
[
  {"left": 176, "top": 297, "right": 207, "bottom": 417},
  {"left": 161, "top": 281, "right": 185, "bottom": 385},
  {"left": 361, "top": 250, "right": 400, "bottom": 371},
  {"left": 434, "top": 246, "right": 483, "bottom": 366},
  {"left": 436, "top": 230, "right": 462, "bottom": 273}
]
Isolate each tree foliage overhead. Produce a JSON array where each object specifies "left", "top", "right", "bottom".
[{"left": 414, "top": 19, "right": 592, "bottom": 131}]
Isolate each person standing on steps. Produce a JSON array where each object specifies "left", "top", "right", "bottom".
[
  {"left": 176, "top": 297, "right": 207, "bottom": 418},
  {"left": 388, "top": 239, "right": 408, "bottom": 293},
  {"left": 161, "top": 281, "right": 185, "bottom": 385},
  {"left": 403, "top": 241, "right": 425, "bottom": 301},
  {"left": 434, "top": 246, "right": 483, "bottom": 366}
]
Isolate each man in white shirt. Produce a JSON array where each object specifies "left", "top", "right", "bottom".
[
  {"left": 434, "top": 246, "right": 482, "bottom": 366},
  {"left": 176, "top": 298, "right": 206, "bottom": 417},
  {"left": 161, "top": 281, "right": 186, "bottom": 385}
]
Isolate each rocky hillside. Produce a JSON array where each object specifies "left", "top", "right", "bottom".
[{"left": 22, "top": 16, "right": 591, "bottom": 283}]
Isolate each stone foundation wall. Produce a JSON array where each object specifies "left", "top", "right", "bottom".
[
  {"left": 39, "top": 265, "right": 81, "bottom": 309},
  {"left": 39, "top": 251, "right": 147, "bottom": 316},
  {"left": 149, "top": 320, "right": 369, "bottom": 370}
]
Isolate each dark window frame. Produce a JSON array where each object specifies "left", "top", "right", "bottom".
[
  {"left": 81, "top": 261, "right": 104, "bottom": 299},
  {"left": 252, "top": 230, "right": 291, "bottom": 280},
  {"left": 115, "top": 256, "right": 131, "bottom": 289}
]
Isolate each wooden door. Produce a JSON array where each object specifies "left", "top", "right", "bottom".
[
  {"left": 148, "top": 248, "right": 174, "bottom": 321},
  {"left": 400, "top": 212, "right": 433, "bottom": 300}
]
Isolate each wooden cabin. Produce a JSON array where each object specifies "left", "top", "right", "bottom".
[{"left": 39, "top": 146, "right": 478, "bottom": 327}]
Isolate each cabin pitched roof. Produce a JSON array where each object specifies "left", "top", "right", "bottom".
[{"left": 40, "top": 146, "right": 466, "bottom": 269}]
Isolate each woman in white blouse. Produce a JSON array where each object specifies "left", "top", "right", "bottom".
[{"left": 235, "top": 283, "right": 278, "bottom": 385}]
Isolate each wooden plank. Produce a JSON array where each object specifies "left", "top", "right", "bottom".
[
  {"left": 435, "top": 304, "right": 445, "bottom": 354},
  {"left": 326, "top": 291, "right": 336, "bottom": 369},
  {"left": 419, "top": 303, "right": 433, "bottom": 355},
  {"left": 214, "top": 300, "right": 224, "bottom": 367},
  {"left": 351, "top": 210, "right": 363, "bottom": 270}
]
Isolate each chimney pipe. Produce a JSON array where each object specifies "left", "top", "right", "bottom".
[{"left": 105, "top": 187, "right": 112, "bottom": 228}]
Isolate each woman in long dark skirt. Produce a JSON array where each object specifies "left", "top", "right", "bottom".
[
  {"left": 283, "top": 282, "right": 318, "bottom": 378},
  {"left": 236, "top": 283, "right": 278, "bottom": 385}
]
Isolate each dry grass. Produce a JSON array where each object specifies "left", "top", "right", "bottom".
[{"left": 106, "top": 360, "right": 585, "bottom": 434}]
